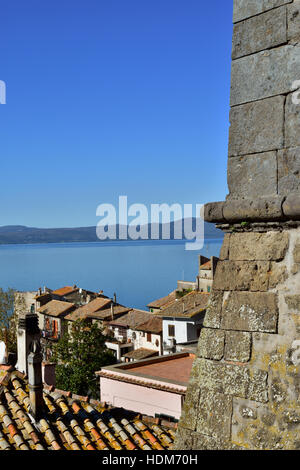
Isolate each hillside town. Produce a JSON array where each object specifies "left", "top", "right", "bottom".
[{"left": 0, "top": 255, "right": 217, "bottom": 450}]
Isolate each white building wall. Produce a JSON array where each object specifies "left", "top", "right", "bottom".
[{"left": 162, "top": 317, "right": 202, "bottom": 348}]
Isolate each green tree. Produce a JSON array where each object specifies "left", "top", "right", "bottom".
[
  {"left": 0, "top": 288, "right": 20, "bottom": 353},
  {"left": 51, "top": 319, "right": 116, "bottom": 398}
]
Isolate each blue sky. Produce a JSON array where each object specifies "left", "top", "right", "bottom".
[{"left": 0, "top": 0, "right": 233, "bottom": 228}]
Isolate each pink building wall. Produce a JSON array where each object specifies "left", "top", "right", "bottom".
[{"left": 100, "top": 376, "right": 184, "bottom": 420}]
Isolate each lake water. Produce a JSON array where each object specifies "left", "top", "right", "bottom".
[{"left": 0, "top": 239, "right": 223, "bottom": 310}]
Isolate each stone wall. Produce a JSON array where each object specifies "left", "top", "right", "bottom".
[
  {"left": 174, "top": 0, "right": 300, "bottom": 450},
  {"left": 174, "top": 230, "right": 300, "bottom": 450},
  {"left": 204, "top": 0, "right": 300, "bottom": 224}
]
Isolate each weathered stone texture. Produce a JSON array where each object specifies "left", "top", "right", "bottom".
[
  {"left": 248, "top": 369, "right": 269, "bottom": 403},
  {"left": 178, "top": 380, "right": 200, "bottom": 431},
  {"left": 203, "top": 201, "right": 225, "bottom": 223},
  {"left": 293, "top": 242, "right": 300, "bottom": 263},
  {"left": 285, "top": 93, "right": 300, "bottom": 149},
  {"left": 278, "top": 147, "right": 300, "bottom": 195},
  {"left": 288, "top": 1, "right": 300, "bottom": 41},
  {"left": 228, "top": 96, "right": 285, "bottom": 157},
  {"left": 197, "top": 328, "right": 225, "bottom": 360},
  {"left": 221, "top": 291, "right": 279, "bottom": 333},
  {"left": 285, "top": 294, "right": 300, "bottom": 311},
  {"left": 282, "top": 193, "right": 300, "bottom": 219},
  {"left": 229, "top": 232, "right": 289, "bottom": 261},
  {"left": 202, "top": 290, "right": 223, "bottom": 329},
  {"left": 233, "top": 0, "right": 293, "bottom": 23},
  {"left": 219, "top": 233, "right": 230, "bottom": 260},
  {"left": 196, "top": 389, "right": 233, "bottom": 440},
  {"left": 225, "top": 331, "right": 252, "bottom": 362},
  {"left": 223, "top": 197, "right": 283, "bottom": 222},
  {"left": 227, "top": 152, "right": 277, "bottom": 200},
  {"left": 269, "top": 262, "right": 288, "bottom": 288},
  {"left": 230, "top": 45, "right": 300, "bottom": 106},
  {"left": 213, "top": 260, "right": 270, "bottom": 291},
  {"left": 232, "top": 6, "right": 287, "bottom": 59}
]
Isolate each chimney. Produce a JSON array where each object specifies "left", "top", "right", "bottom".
[
  {"left": 113, "top": 292, "right": 117, "bottom": 303},
  {"left": 17, "top": 312, "right": 41, "bottom": 375},
  {"left": 111, "top": 302, "right": 114, "bottom": 320},
  {"left": 28, "top": 339, "right": 45, "bottom": 421}
]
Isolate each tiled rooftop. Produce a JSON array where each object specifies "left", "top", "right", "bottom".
[
  {"left": 135, "top": 316, "right": 163, "bottom": 334},
  {"left": 108, "top": 309, "right": 153, "bottom": 329},
  {"left": 147, "top": 290, "right": 177, "bottom": 310},
  {"left": 158, "top": 291, "right": 210, "bottom": 318},
  {"left": 37, "top": 300, "right": 76, "bottom": 318},
  {"left": 64, "top": 297, "right": 112, "bottom": 321},
  {"left": 199, "top": 260, "right": 212, "bottom": 270},
  {"left": 123, "top": 348, "right": 159, "bottom": 361},
  {"left": 52, "top": 286, "right": 78, "bottom": 297},
  {"left": 0, "top": 366, "right": 176, "bottom": 451}
]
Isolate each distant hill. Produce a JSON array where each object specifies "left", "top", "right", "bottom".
[{"left": 0, "top": 220, "right": 223, "bottom": 245}]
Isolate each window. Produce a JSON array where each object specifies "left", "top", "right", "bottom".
[
  {"left": 147, "top": 332, "right": 152, "bottom": 342},
  {"left": 168, "top": 325, "right": 175, "bottom": 337}
]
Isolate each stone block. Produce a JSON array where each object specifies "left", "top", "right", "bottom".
[
  {"left": 248, "top": 369, "right": 269, "bottom": 403},
  {"left": 197, "top": 328, "right": 225, "bottom": 360},
  {"left": 227, "top": 152, "right": 277, "bottom": 199},
  {"left": 285, "top": 295, "right": 300, "bottom": 311},
  {"left": 196, "top": 358, "right": 224, "bottom": 393},
  {"left": 203, "top": 290, "right": 223, "bottom": 329},
  {"left": 232, "top": 6, "right": 287, "bottom": 59},
  {"left": 223, "top": 364, "right": 250, "bottom": 398},
  {"left": 285, "top": 93, "right": 300, "bottom": 149},
  {"left": 294, "top": 242, "right": 300, "bottom": 263},
  {"left": 278, "top": 147, "right": 300, "bottom": 195},
  {"left": 269, "top": 262, "right": 288, "bottom": 288},
  {"left": 233, "top": 0, "right": 293, "bottom": 23},
  {"left": 179, "top": 380, "right": 201, "bottom": 431},
  {"left": 288, "top": 1, "right": 300, "bottom": 41},
  {"left": 229, "top": 232, "right": 289, "bottom": 261},
  {"left": 221, "top": 292, "right": 279, "bottom": 333},
  {"left": 213, "top": 260, "right": 270, "bottom": 292},
  {"left": 223, "top": 197, "right": 284, "bottom": 222},
  {"left": 203, "top": 201, "right": 225, "bottom": 223},
  {"left": 228, "top": 96, "right": 285, "bottom": 157},
  {"left": 219, "top": 234, "right": 230, "bottom": 260},
  {"left": 225, "top": 331, "right": 252, "bottom": 362},
  {"left": 196, "top": 389, "right": 233, "bottom": 440},
  {"left": 230, "top": 45, "right": 300, "bottom": 106},
  {"left": 282, "top": 193, "right": 300, "bottom": 219}
]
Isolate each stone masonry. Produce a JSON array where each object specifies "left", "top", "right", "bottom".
[{"left": 174, "top": 1, "right": 300, "bottom": 450}]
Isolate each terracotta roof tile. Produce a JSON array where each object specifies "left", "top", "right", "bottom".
[
  {"left": 0, "top": 369, "right": 175, "bottom": 450},
  {"left": 52, "top": 286, "right": 78, "bottom": 297},
  {"left": 37, "top": 300, "right": 76, "bottom": 318},
  {"left": 157, "top": 291, "right": 210, "bottom": 318},
  {"left": 64, "top": 297, "right": 113, "bottom": 321},
  {"left": 147, "top": 290, "right": 177, "bottom": 309},
  {"left": 134, "top": 316, "right": 162, "bottom": 334},
  {"left": 108, "top": 309, "right": 153, "bottom": 329},
  {"left": 123, "top": 348, "right": 159, "bottom": 360}
]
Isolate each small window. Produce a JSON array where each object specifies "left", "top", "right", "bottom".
[
  {"left": 168, "top": 325, "right": 175, "bottom": 337},
  {"left": 147, "top": 332, "right": 152, "bottom": 342}
]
